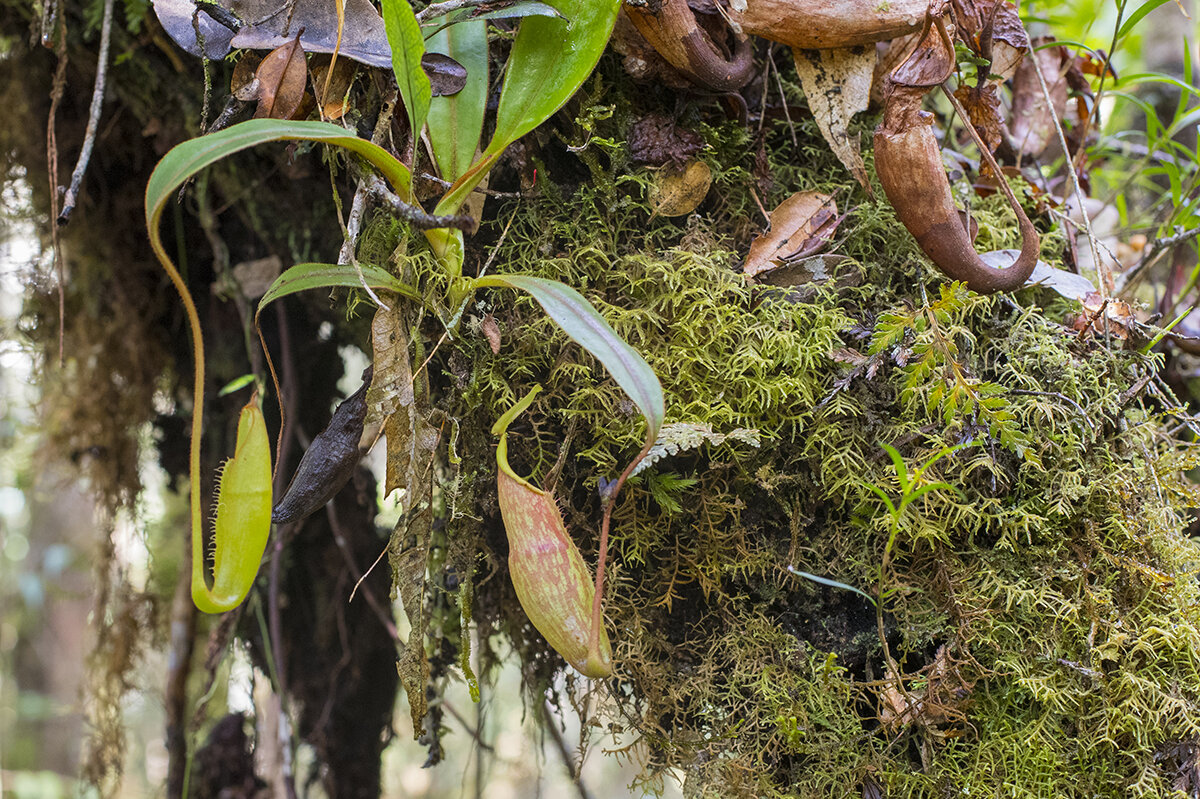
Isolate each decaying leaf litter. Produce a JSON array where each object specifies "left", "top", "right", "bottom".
[{"left": 30, "top": 0, "right": 1200, "bottom": 791}]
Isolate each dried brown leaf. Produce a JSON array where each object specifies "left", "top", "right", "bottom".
[
  {"left": 481, "top": 313, "right": 501, "bottom": 354},
  {"left": 422, "top": 52, "right": 468, "bottom": 97},
  {"left": 791, "top": 45, "right": 873, "bottom": 192},
  {"left": 954, "top": 81, "right": 1004, "bottom": 154},
  {"left": 312, "top": 57, "right": 356, "bottom": 120},
  {"left": 743, "top": 191, "right": 839, "bottom": 278},
  {"left": 1008, "top": 39, "right": 1068, "bottom": 158},
  {"left": 370, "top": 305, "right": 438, "bottom": 735},
  {"left": 254, "top": 32, "right": 308, "bottom": 120},
  {"left": 628, "top": 114, "right": 704, "bottom": 168},
  {"left": 649, "top": 158, "right": 712, "bottom": 218},
  {"left": 231, "top": 53, "right": 261, "bottom": 100}
]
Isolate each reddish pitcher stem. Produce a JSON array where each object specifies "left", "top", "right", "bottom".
[{"left": 588, "top": 438, "right": 654, "bottom": 667}]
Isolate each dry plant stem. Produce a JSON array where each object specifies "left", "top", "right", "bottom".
[
  {"left": 320, "top": 0, "right": 344, "bottom": 122},
  {"left": 624, "top": 0, "right": 755, "bottom": 92},
  {"left": 45, "top": 0, "right": 66, "bottom": 364},
  {"left": 364, "top": 174, "right": 475, "bottom": 230},
  {"left": 587, "top": 438, "right": 654, "bottom": 669},
  {"left": 337, "top": 91, "right": 396, "bottom": 267},
  {"left": 1023, "top": 38, "right": 1108, "bottom": 297},
  {"left": 58, "top": 0, "right": 113, "bottom": 224},
  {"left": 541, "top": 700, "right": 596, "bottom": 799},
  {"left": 417, "top": 171, "right": 522, "bottom": 199},
  {"left": 415, "top": 0, "right": 494, "bottom": 23}
]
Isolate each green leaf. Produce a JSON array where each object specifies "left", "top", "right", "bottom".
[
  {"left": 145, "top": 120, "right": 413, "bottom": 223},
  {"left": 475, "top": 274, "right": 664, "bottom": 440},
  {"left": 218, "top": 374, "right": 258, "bottom": 397},
  {"left": 435, "top": 0, "right": 620, "bottom": 215},
  {"left": 422, "top": 1, "right": 563, "bottom": 40},
  {"left": 426, "top": 19, "right": 487, "bottom": 182},
  {"left": 382, "top": 0, "right": 432, "bottom": 141},
  {"left": 1117, "top": 0, "right": 1175, "bottom": 40},
  {"left": 257, "top": 263, "right": 423, "bottom": 313}
]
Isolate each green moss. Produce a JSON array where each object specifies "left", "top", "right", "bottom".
[{"left": 387, "top": 65, "right": 1200, "bottom": 797}]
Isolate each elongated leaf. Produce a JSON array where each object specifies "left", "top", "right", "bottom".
[
  {"left": 435, "top": 0, "right": 620, "bottom": 215},
  {"left": 474, "top": 274, "right": 663, "bottom": 440},
  {"left": 382, "top": 0, "right": 432, "bottom": 141},
  {"left": 426, "top": 19, "right": 488, "bottom": 181},
  {"left": 145, "top": 119, "right": 413, "bottom": 220},
  {"left": 257, "top": 262, "right": 422, "bottom": 312},
  {"left": 786, "top": 567, "right": 876, "bottom": 606},
  {"left": 421, "top": 1, "right": 563, "bottom": 40},
  {"left": 1116, "top": 0, "right": 1176, "bottom": 40}
]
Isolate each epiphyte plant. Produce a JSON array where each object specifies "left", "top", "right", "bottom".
[
  {"left": 193, "top": 395, "right": 273, "bottom": 614},
  {"left": 492, "top": 386, "right": 612, "bottom": 678},
  {"left": 144, "top": 0, "right": 667, "bottom": 635}
]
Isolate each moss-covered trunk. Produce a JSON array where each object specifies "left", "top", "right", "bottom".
[{"left": 4, "top": 1, "right": 1200, "bottom": 796}]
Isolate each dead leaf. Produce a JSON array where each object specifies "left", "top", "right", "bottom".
[
  {"left": 954, "top": 81, "right": 1003, "bottom": 154},
  {"left": 757, "top": 254, "right": 862, "bottom": 294},
  {"left": 151, "top": 0, "right": 237, "bottom": 58},
  {"left": 879, "top": 646, "right": 971, "bottom": 732},
  {"left": 152, "top": 0, "right": 393, "bottom": 67},
  {"left": 791, "top": 46, "right": 874, "bottom": 192},
  {"left": 950, "top": 0, "right": 1029, "bottom": 80},
  {"left": 232, "top": 255, "right": 282, "bottom": 298},
  {"left": 1008, "top": 39, "right": 1069, "bottom": 159},
  {"left": 370, "top": 305, "right": 438, "bottom": 736},
  {"left": 744, "top": 191, "right": 839, "bottom": 278},
  {"left": 422, "top": 52, "right": 467, "bottom": 97},
  {"left": 481, "top": 313, "right": 501, "bottom": 354},
  {"left": 231, "top": 53, "right": 261, "bottom": 100},
  {"left": 1071, "top": 291, "right": 1137, "bottom": 341},
  {"left": 311, "top": 57, "right": 356, "bottom": 120},
  {"left": 1027, "top": 259, "right": 1095, "bottom": 302},
  {"left": 649, "top": 159, "right": 712, "bottom": 218},
  {"left": 254, "top": 32, "right": 308, "bottom": 120},
  {"left": 628, "top": 113, "right": 704, "bottom": 168}
]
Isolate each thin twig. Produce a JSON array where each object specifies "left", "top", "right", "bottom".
[
  {"left": 45, "top": 0, "right": 67, "bottom": 365},
  {"left": 365, "top": 174, "right": 476, "bottom": 231},
  {"left": 58, "top": 0, "right": 114, "bottom": 224},
  {"left": 328, "top": 501, "right": 399, "bottom": 640},
  {"left": 1024, "top": 37, "right": 1109, "bottom": 297},
  {"left": 417, "top": 170, "right": 524, "bottom": 199},
  {"left": 415, "top": 0, "right": 497, "bottom": 23},
  {"left": 541, "top": 701, "right": 595, "bottom": 799},
  {"left": 477, "top": 203, "right": 520, "bottom": 279},
  {"left": 769, "top": 46, "right": 798, "bottom": 149},
  {"left": 338, "top": 92, "right": 397, "bottom": 310}
]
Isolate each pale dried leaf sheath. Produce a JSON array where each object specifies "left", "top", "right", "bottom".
[{"left": 494, "top": 388, "right": 612, "bottom": 678}]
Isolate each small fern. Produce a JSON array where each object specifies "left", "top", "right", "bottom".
[{"left": 871, "top": 283, "right": 1041, "bottom": 465}]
